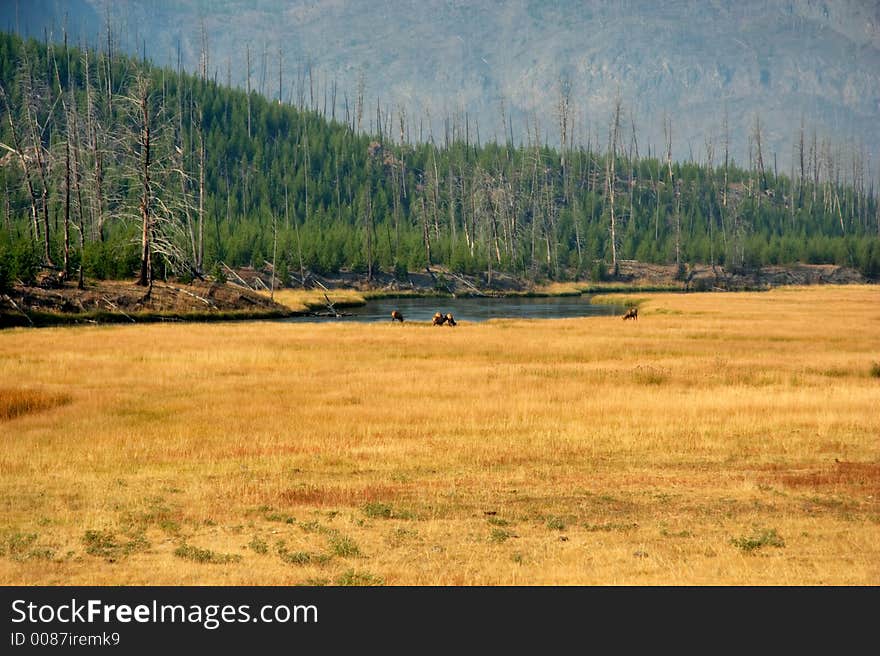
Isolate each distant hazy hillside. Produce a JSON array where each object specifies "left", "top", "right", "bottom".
[{"left": 4, "top": 0, "right": 879, "bottom": 169}]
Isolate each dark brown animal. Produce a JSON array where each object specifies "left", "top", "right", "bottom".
[
  {"left": 391, "top": 310, "right": 404, "bottom": 323},
  {"left": 622, "top": 307, "right": 638, "bottom": 320},
  {"left": 432, "top": 312, "right": 447, "bottom": 326},
  {"left": 444, "top": 313, "right": 457, "bottom": 327}
]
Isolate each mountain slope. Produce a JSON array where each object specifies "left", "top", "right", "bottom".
[{"left": 4, "top": 0, "right": 879, "bottom": 171}]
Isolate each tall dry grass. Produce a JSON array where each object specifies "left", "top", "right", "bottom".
[
  {"left": 0, "top": 285, "right": 877, "bottom": 585},
  {"left": 266, "top": 289, "right": 366, "bottom": 313}
]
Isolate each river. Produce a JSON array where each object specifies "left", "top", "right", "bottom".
[{"left": 286, "top": 295, "right": 625, "bottom": 323}]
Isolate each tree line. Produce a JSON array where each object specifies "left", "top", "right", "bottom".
[{"left": 1, "top": 30, "right": 878, "bottom": 293}]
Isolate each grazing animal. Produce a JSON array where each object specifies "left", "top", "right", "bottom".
[
  {"left": 445, "top": 313, "right": 457, "bottom": 327},
  {"left": 432, "top": 312, "right": 447, "bottom": 326},
  {"left": 622, "top": 307, "right": 638, "bottom": 320},
  {"left": 391, "top": 310, "right": 404, "bottom": 323}
]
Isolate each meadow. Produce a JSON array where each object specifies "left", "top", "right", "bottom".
[{"left": 0, "top": 285, "right": 877, "bottom": 585}]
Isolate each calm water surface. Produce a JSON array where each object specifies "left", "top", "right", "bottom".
[{"left": 287, "top": 295, "right": 624, "bottom": 323}]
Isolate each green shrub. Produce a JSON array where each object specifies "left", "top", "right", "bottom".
[
  {"left": 363, "top": 502, "right": 394, "bottom": 519},
  {"left": 84, "top": 241, "right": 140, "bottom": 280},
  {"left": 546, "top": 516, "right": 567, "bottom": 531},
  {"left": 328, "top": 534, "right": 361, "bottom": 558},
  {"left": 210, "top": 262, "right": 227, "bottom": 284},
  {"left": 335, "top": 569, "right": 384, "bottom": 586},
  {"left": 490, "top": 528, "right": 511, "bottom": 543},
  {"left": 590, "top": 260, "right": 609, "bottom": 282},
  {"left": 249, "top": 536, "right": 269, "bottom": 554},
  {"left": 0, "top": 247, "right": 13, "bottom": 292},
  {"left": 0, "top": 238, "right": 40, "bottom": 288},
  {"left": 173, "top": 543, "right": 241, "bottom": 564},
  {"left": 731, "top": 528, "right": 785, "bottom": 552}
]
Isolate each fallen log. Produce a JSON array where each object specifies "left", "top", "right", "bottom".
[
  {"left": 168, "top": 285, "right": 217, "bottom": 309},
  {"left": 1, "top": 294, "right": 34, "bottom": 326},
  {"left": 220, "top": 262, "right": 254, "bottom": 290},
  {"left": 101, "top": 296, "right": 136, "bottom": 322}
]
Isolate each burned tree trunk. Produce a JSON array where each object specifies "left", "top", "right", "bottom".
[
  {"left": 137, "top": 83, "right": 152, "bottom": 288},
  {"left": 606, "top": 99, "right": 622, "bottom": 268}
]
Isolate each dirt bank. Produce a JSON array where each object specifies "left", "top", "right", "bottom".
[{"left": 1, "top": 278, "right": 292, "bottom": 328}]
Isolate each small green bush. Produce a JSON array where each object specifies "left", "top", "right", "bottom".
[
  {"left": 731, "top": 528, "right": 785, "bottom": 552},
  {"left": 335, "top": 569, "right": 384, "bottom": 586},
  {"left": 4, "top": 532, "right": 54, "bottom": 561},
  {"left": 0, "top": 245, "right": 14, "bottom": 292},
  {"left": 363, "top": 502, "right": 394, "bottom": 519},
  {"left": 546, "top": 516, "right": 567, "bottom": 531},
  {"left": 0, "top": 238, "right": 40, "bottom": 288},
  {"left": 173, "top": 543, "right": 241, "bottom": 564},
  {"left": 210, "top": 263, "right": 227, "bottom": 284},
  {"left": 490, "top": 528, "right": 511, "bottom": 543},
  {"left": 328, "top": 534, "right": 361, "bottom": 558}
]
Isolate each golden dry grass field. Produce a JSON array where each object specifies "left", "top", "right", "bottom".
[{"left": 1, "top": 285, "right": 878, "bottom": 585}]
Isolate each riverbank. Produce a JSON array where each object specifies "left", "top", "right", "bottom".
[
  {"left": 0, "top": 279, "right": 293, "bottom": 328},
  {"left": 254, "top": 260, "right": 870, "bottom": 298},
  {"left": 2, "top": 260, "right": 870, "bottom": 327}
]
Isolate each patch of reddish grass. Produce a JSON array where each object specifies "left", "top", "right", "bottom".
[
  {"left": 0, "top": 388, "right": 70, "bottom": 421},
  {"left": 768, "top": 461, "right": 880, "bottom": 495}
]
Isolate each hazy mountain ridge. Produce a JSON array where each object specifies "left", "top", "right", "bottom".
[{"left": 3, "top": 0, "right": 879, "bottom": 171}]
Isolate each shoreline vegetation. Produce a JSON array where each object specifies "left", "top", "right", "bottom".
[{"left": 1, "top": 260, "right": 872, "bottom": 327}]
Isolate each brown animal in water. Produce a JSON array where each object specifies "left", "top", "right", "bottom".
[
  {"left": 432, "top": 312, "right": 447, "bottom": 326},
  {"left": 391, "top": 310, "right": 404, "bottom": 323},
  {"left": 622, "top": 307, "right": 638, "bottom": 320},
  {"left": 445, "top": 313, "right": 457, "bottom": 326}
]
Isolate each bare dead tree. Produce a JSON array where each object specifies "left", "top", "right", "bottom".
[
  {"left": 199, "top": 19, "right": 209, "bottom": 82},
  {"left": 664, "top": 114, "right": 680, "bottom": 268},
  {"left": 246, "top": 44, "right": 252, "bottom": 139},
  {"left": 355, "top": 72, "right": 364, "bottom": 133},
  {"left": 259, "top": 42, "right": 268, "bottom": 98},
  {"left": 197, "top": 119, "right": 205, "bottom": 272},
  {"left": 705, "top": 137, "right": 716, "bottom": 267},
  {"left": 83, "top": 45, "right": 107, "bottom": 242},
  {"left": 112, "top": 74, "right": 192, "bottom": 288},
  {"left": 797, "top": 115, "right": 805, "bottom": 207},
  {"left": 753, "top": 114, "right": 768, "bottom": 195},
  {"left": 67, "top": 81, "right": 87, "bottom": 289},
  {"left": 0, "top": 81, "right": 41, "bottom": 244},
  {"left": 20, "top": 51, "right": 55, "bottom": 266},
  {"left": 605, "top": 98, "right": 622, "bottom": 268},
  {"left": 52, "top": 49, "right": 72, "bottom": 280},
  {"left": 134, "top": 78, "right": 153, "bottom": 286},
  {"left": 277, "top": 46, "right": 283, "bottom": 104}
]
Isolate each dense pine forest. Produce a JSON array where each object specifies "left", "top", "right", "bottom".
[{"left": 1, "top": 31, "right": 878, "bottom": 292}]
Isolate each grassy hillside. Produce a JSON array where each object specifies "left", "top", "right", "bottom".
[{"left": 5, "top": 1, "right": 879, "bottom": 171}]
